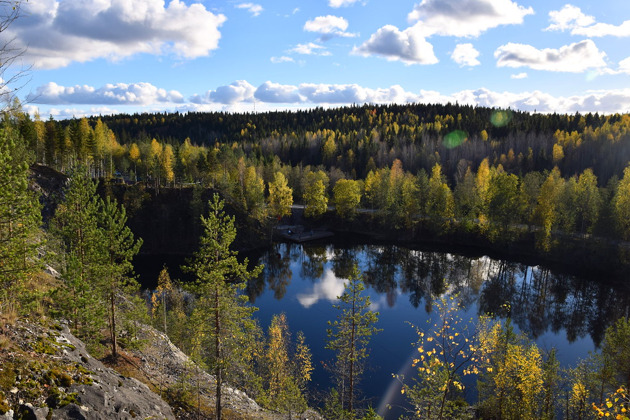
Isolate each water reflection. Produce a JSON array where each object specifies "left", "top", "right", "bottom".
[
  {"left": 296, "top": 269, "right": 346, "bottom": 308},
  {"left": 247, "top": 242, "right": 630, "bottom": 346}
]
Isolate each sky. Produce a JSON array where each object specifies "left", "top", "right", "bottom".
[{"left": 7, "top": 0, "right": 630, "bottom": 119}]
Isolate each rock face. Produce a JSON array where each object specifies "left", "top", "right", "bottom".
[
  {"left": 54, "top": 325, "right": 176, "bottom": 420},
  {"left": 0, "top": 321, "right": 175, "bottom": 420},
  {"left": 0, "top": 321, "right": 323, "bottom": 420}
]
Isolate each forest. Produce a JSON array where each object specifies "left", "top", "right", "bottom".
[
  {"left": 17, "top": 102, "right": 630, "bottom": 260},
  {"left": 1, "top": 101, "right": 630, "bottom": 419}
]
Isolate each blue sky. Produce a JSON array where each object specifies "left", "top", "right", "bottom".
[{"left": 9, "top": 0, "right": 630, "bottom": 119}]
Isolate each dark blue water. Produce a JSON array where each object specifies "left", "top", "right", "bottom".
[
  {"left": 135, "top": 242, "right": 630, "bottom": 419},
  {"left": 244, "top": 242, "right": 628, "bottom": 419}
]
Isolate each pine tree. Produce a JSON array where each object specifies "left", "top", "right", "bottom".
[
  {"left": 0, "top": 125, "right": 42, "bottom": 315},
  {"left": 51, "top": 167, "right": 105, "bottom": 341},
  {"left": 326, "top": 264, "right": 381, "bottom": 417},
  {"left": 185, "top": 194, "right": 263, "bottom": 420},
  {"left": 98, "top": 196, "right": 143, "bottom": 359}
]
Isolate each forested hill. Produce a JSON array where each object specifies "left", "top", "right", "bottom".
[
  {"left": 82, "top": 103, "right": 629, "bottom": 183},
  {"left": 19, "top": 102, "right": 630, "bottom": 259}
]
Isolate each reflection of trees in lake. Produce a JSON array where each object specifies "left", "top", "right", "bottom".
[
  {"left": 249, "top": 242, "right": 630, "bottom": 346},
  {"left": 331, "top": 246, "right": 360, "bottom": 279},
  {"left": 301, "top": 244, "right": 328, "bottom": 281},
  {"left": 477, "top": 261, "right": 630, "bottom": 346},
  {"left": 247, "top": 243, "right": 292, "bottom": 302},
  {"left": 363, "top": 246, "right": 398, "bottom": 308}
]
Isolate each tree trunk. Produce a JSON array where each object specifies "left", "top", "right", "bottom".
[
  {"left": 111, "top": 290, "right": 117, "bottom": 359},
  {"left": 215, "top": 285, "right": 222, "bottom": 420}
]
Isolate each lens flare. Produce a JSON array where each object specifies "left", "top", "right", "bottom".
[
  {"left": 443, "top": 130, "right": 468, "bottom": 149},
  {"left": 490, "top": 110, "right": 512, "bottom": 127}
]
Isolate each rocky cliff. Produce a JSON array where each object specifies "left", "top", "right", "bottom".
[{"left": 0, "top": 319, "right": 322, "bottom": 420}]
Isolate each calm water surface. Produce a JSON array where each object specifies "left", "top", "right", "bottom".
[{"left": 244, "top": 241, "right": 630, "bottom": 418}]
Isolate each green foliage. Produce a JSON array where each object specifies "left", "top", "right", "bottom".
[
  {"left": 98, "top": 196, "right": 143, "bottom": 358},
  {"left": 0, "top": 125, "right": 42, "bottom": 316},
  {"left": 51, "top": 167, "right": 106, "bottom": 343},
  {"left": 326, "top": 264, "right": 381, "bottom": 417},
  {"left": 184, "top": 193, "right": 263, "bottom": 420}
]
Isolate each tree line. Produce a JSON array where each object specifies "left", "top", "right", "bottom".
[{"left": 12, "top": 102, "right": 630, "bottom": 258}]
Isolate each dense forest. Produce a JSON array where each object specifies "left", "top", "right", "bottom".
[
  {"left": 15, "top": 102, "right": 630, "bottom": 263},
  {"left": 0, "top": 100, "right": 630, "bottom": 418}
]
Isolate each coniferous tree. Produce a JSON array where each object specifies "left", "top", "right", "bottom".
[
  {"left": 51, "top": 167, "right": 105, "bottom": 342},
  {"left": 98, "top": 196, "right": 143, "bottom": 359},
  {"left": 185, "top": 194, "right": 263, "bottom": 420},
  {"left": 0, "top": 125, "right": 42, "bottom": 314},
  {"left": 326, "top": 264, "right": 381, "bottom": 418}
]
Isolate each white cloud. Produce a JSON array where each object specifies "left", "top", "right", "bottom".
[
  {"left": 298, "top": 83, "right": 419, "bottom": 104},
  {"left": 30, "top": 80, "right": 630, "bottom": 116},
  {"left": 270, "top": 56, "right": 295, "bottom": 64},
  {"left": 27, "top": 82, "right": 184, "bottom": 105},
  {"left": 351, "top": 24, "right": 438, "bottom": 65},
  {"left": 573, "top": 21, "right": 630, "bottom": 38},
  {"left": 254, "top": 81, "right": 304, "bottom": 103},
  {"left": 452, "top": 43, "right": 480, "bottom": 67},
  {"left": 235, "top": 3, "right": 263, "bottom": 17},
  {"left": 495, "top": 40, "right": 607, "bottom": 73},
  {"left": 510, "top": 72, "right": 528, "bottom": 79},
  {"left": 190, "top": 80, "right": 255, "bottom": 105},
  {"left": 304, "top": 15, "right": 357, "bottom": 40},
  {"left": 619, "top": 57, "right": 630, "bottom": 74},
  {"left": 407, "top": 0, "right": 534, "bottom": 37},
  {"left": 329, "top": 0, "right": 361, "bottom": 8},
  {"left": 13, "top": 0, "right": 226, "bottom": 69},
  {"left": 545, "top": 4, "right": 595, "bottom": 32},
  {"left": 289, "top": 42, "right": 331, "bottom": 56},
  {"left": 546, "top": 4, "right": 630, "bottom": 37}
]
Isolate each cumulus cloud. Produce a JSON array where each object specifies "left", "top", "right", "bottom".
[
  {"left": 407, "top": 0, "right": 534, "bottom": 38},
  {"left": 451, "top": 43, "right": 480, "bottom": 67},
  {"left": 495, "top": 40, "right": 607, "bottom": 73},
  {"left": 235, "top": 3, "right": 263, "bottom": 17},
  {"left": 545, "top": 4, "right": 595, "bottom": 32},
  {"left": 189, "top": 80, "right": 255, "bottom": 105},
  {"left": 27, "top": 82, "right": 184, "bottom": 105},
  {"left": 289, "top": 42, "right": 331, "bottom": 56},
  {"left": 328, "top": 0, "right": 362, "bottom": 8},
  {"left": 30, "top": 80, "right": 630, "bottom": 115},
  {"left": 619, "top": 57, "right": 630, "bottom": 74},
  {"left": 351, "top": 24, "right": 438, "bottom": 65},
  {"left": 304, "top": 15, "right": 357, "bottom": 40},
  {"left": 546, "top": 4, "right": 630, "bottom": 37},
  {"left": 12, "top": 0, "right": 226, "bottom": 69},
  {"left": 298, "top": 83, "right": 419, "bottom": 104},
  {"left": 511, "top": 72, "right": 528, "bottom": 79},
  {"left": 255, "top": 81, "right": 304, "bottom": 103}
]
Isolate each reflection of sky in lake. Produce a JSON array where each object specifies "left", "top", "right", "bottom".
[{"left": 246, "top": 242, "right": 626, "bottom": 419}]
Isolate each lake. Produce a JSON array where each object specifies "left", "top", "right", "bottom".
[{"left": 135, "top": 241, "right": 630, "bottom": 418}]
